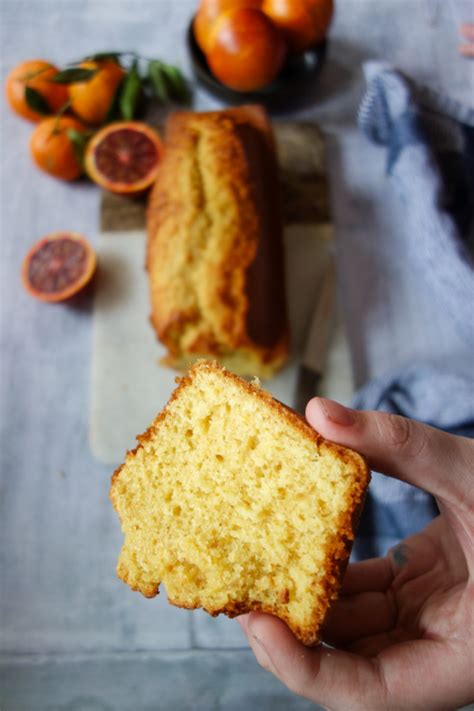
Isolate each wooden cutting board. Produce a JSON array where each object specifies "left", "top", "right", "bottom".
[{"left": 90, "top": 123, "right": 354, "bottom": 465}]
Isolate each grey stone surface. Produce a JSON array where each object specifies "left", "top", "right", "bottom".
[
  {"left": 193, "top": 611, "right": 249, "bottom": 650},
  {"left": 1, "top": 0, "right": 473, "bottom": 708},
  {"left": 0, "top": 651, "right": 319, "bottom": 711}
]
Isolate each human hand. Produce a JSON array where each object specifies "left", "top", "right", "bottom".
[
  {"left": 459, "top": 24, "right": 474, "bottom": 57},
  {"left": 238, "top": 399, "right": 474, "bottom": 711}
]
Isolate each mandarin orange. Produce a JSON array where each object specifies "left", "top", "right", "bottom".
[
  {"left": 30, "top": 116, "right": 87, "bottom": 180},
  {"left": 5, "top": 59, "right": 69, "bottom": 122},
  {"left": 69, "top": 60, "right": 125, "bottom": 125}
]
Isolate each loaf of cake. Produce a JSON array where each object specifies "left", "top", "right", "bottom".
[
  {"left": 146, "top": 106, "right": 289, "bottom": 380},
  {"left": 110, "top": 361, "right": 370, "bottom": 645}
]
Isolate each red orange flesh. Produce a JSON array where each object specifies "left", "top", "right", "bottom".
[
  {"left": 22, "top": 232, "right": 96, "bottom": 303},
  {"left": 85, "top": 121, "right": 163, "bottom": 194}
]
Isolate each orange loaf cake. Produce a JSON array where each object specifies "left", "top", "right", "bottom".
[
  {"left": 146, "top": 106, "right": 289, "bottom": 379},
  {"left": 110, "top": 361, "right": 370, "bottom": 645}
]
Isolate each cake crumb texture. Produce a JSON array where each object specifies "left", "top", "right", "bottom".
[{"left": 110, "top": 361, "right": 370, "bottom": 645}]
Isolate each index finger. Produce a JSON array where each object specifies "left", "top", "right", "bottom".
[{"left": 305, "top": 398, "right": 473, "bottom": 508}]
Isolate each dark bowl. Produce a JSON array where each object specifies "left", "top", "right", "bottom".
[{"left": 186, "top": 18, "right": 327, "bottom": 113}]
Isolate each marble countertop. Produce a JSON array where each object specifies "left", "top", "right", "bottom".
[{"left": 1, "top": 1, "right": 473, "bottom": 709}]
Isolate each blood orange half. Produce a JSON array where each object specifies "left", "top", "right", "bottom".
[
  {"left": 85, "top": 121, "right": 163, "bottom": 194},
  {"left": 22, "top": 232, "right": 97, "bottom": 303}
]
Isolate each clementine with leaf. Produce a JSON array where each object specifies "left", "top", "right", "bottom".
[
  {"left": 30, "top": 116, "right": 88, "bottom": 181},
  {"left": 69, "top": 60, "right": 125, "bottom": 125},
  {"left": 5, "top": 59, "right": 69, "bottom": 122},
  {"left": 194, "top": 0, "right": 263, "bottom": 54}
]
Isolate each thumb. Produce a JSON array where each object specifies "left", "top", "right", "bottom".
[
  {"left": 239, "top": 612, "right": 386, "bottom": 710},
  {"left": 306, "top": 398, "right": 473, "bottom": 509}
]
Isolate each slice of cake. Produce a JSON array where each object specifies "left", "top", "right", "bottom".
[{"left": 110, "top": 361, "right": 370, "bottom": 645}]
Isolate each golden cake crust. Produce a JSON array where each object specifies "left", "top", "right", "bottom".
[
  {"left": 146, "top": 106, "right": 289, "bottom": 379},
  {"left": 111, "top": 361, "right": 370, "bottom": 646}
]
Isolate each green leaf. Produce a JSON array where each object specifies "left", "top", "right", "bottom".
[
  {"left": 51, "top": 67, "right": 98, "bottom": 84},
  {"left": 66, "top": 128, "right": 90, "bottom": 168},
  {"left": 105, "top": 76, "right": 125, "bottom": 123},
  {"left": 119, "top": 63, "right": 142, "bottom": 120},
  {"left": 81, "top": 52, "right": 122, "bottom": 63},
  {"left": 24, "top": 86, "right": 50, "bottom": 115},
  {"left": 56, "top": 99, "right": 72, "bottom": 118},
  {"left": 161, "top": 64, "right": 190, "bottom": 103},
  {"left": 148, "top": 61, "right": 169, "bottom": 103},
  {"left": 21, "top": 67, "right": 50, "bottom": 82},
  {"left": 148, "top": 61, "right": 190, "bottom": 104}
]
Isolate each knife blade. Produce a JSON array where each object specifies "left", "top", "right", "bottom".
[{"left": 295, "top": 258, "right": 337, "bottom": 415}]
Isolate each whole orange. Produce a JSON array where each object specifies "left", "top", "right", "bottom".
[
  {"left": 194, "top": 0, "right": 262, "bottom": 54},
  {"left": 262, "top": 0, "right": 333, "bottom": 52},
  {"left": 69, "top": 60, "right": 125, "bottom": 125},
  {"left": 207, "top": 7, "right": 287, "bottom": 92},
  {"left": 30, "top": 116, "right": 87, "bottom": 180},
  {"left": 5, "top": 59, "right": 69, "bottom": 122}
]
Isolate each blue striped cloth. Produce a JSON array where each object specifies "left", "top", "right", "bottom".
[
  {"left": 351, "top": 365, "right": 474, "bottom": 560},
  {"left": 351, "top": 63, "right": 474, "bottom": 560}
]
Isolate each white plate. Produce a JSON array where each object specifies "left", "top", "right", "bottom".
[{"left": 90, "top": 224, "right": 353, "bottom": 464}]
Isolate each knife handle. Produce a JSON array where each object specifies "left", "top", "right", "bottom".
[
  {"left": 295, "top": 366, "right": 320, "bottom": 416},
  {"left": 302, "top": 259, "right": 337, "bottom": 373}
]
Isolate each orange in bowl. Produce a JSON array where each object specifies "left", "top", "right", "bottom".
[
  {"left": 206, "top": 7, "right": 287, "bottom": 92},
  {"left": 262, "top": 0, "right": 333, "bottom": 52},
  {"left": 194, "top": 0, "right": 263, "bottom": 54}
]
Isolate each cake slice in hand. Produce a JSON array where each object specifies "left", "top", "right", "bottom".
[{"left": 110, "top": 361, "right": 370, "bottom": 645}]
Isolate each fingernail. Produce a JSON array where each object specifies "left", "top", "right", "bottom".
[{"left": 318, "top": 398, "right": 356, "bottom": 426}]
